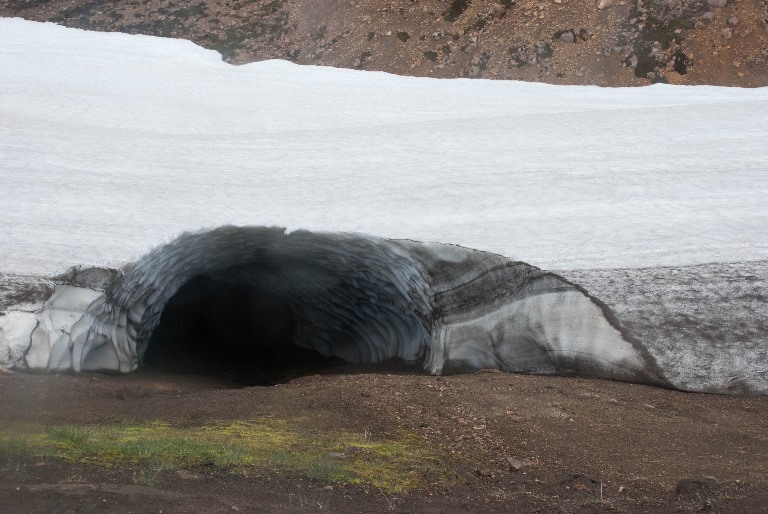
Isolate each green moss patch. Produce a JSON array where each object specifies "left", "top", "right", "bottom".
[{"left": 0, "top": 419, "right": 443, "bottom": 492}]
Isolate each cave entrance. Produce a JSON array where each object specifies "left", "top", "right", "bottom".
[
  {"left": 142, "top": 274, "right": 341, "bottom": 386},
  {"left": 141, "top": 274, "right": 417, "bottom": 386}
]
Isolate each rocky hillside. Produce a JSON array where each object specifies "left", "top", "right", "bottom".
[{"left": 3, "top": 0, "right": 767, "bottom": 86}]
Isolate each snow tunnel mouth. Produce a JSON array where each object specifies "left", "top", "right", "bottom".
[{"left": 140, "top": 270, "right": 424, "bottom": 387}]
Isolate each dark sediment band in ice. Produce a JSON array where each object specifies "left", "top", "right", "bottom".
[{"left": 1, "top": 226, "right": 764, "bottom": 393}]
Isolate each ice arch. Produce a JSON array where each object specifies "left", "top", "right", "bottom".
[{"left": 2, "top": 226, "right": 668, "bottom": 387}]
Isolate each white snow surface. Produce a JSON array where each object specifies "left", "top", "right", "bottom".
[{"left": 2, "top": 18, "right": 767, "bottom": 275}]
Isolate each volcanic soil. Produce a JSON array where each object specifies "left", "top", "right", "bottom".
[{"left": 1, "top": 365, "right": 767, "bottom": 513}]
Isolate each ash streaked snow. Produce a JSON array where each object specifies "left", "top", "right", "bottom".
[{"left": 1, "top": 18, "right": 767, "bottom": 275}]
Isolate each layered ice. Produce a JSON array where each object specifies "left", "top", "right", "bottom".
[{"left": 3, "top": 227, "right": 669, "bottom": 388}]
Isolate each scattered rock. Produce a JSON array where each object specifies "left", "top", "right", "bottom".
[
  {"left": 597, "top": 0, "right": 614, "bottom": 9},
  {"left": 727, "top": 16, "right": 739, "bottom": 27},
  {"left": 507, "top": 457, "right": 534, "bottom": 472},
  {"left": 708, "top": 0, "right": 727, "bottom": 7},
  {"left": 475, "top": 468, "right": 493, "bottom": 478},
  {"left": 463, "top": 42, "right": 476, "bottom": 53},
  {"left": 721, "top": 27, "right": 733, "bottom": 38},
  {"left": 559, "top": 31, "right": 575, "bottom": 43},
  {"left": 535, "top": 41, "right": 553, "bottom": 57},
  {"left": 702, "top": 11, "right": 715, "bottom": 21},
  {"left": 676, "top": 477, "right": 719, "bottom": 495},
  {"left": 760, "top": 17, "right": 768, "bottom": 34},
  {"left": 396, "top": 31, "right": 410, "bottom": 42}
]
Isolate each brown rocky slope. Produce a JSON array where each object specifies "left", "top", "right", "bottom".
[{"left": 3, "top": 0, "right": 767, "bottom": 86}]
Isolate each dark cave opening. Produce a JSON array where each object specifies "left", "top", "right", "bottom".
[
  {"left": 141, "top": 273, "right": 420, "bottom": 386},
  {"left": 142, "top": 274, "right": 341, "bottom": 386}
]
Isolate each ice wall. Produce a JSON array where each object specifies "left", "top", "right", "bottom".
[{"left": 0, "top": 226, "right": 669, "bottom": 388}]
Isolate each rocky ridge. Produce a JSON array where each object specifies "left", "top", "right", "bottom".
[{"left": 3, "top": 0, "right": 767, "bottom": 86}]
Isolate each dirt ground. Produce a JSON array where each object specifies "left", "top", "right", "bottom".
[{"left": 1, "top": 365, "right": 767, "bottom": 513}]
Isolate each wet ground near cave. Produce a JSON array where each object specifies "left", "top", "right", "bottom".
[{"left": 1, "top": 367, "right": 768, "bottom": 513}]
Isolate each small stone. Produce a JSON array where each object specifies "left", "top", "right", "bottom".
[
  {"left": 176, "top": 470, "right": 201, "bottom": 480},
  {"left": 708, "top": 0, "right": 727, "bottom": 6},
  {"left": 702, "top": 11, "right": 715, "bottom": 20},
  {"left": 323, "top": 485, "right": 334, "bottom": 491},
  {"left": 598, "top": 0, "right": 614, "bottom": 9},
  {"left": 507, "top": 457, "right": 534, "bottom": 471},
  {"left": 463, "top": 42, "right": 477, "bottom": 53},
  {"left": 727, "top": 16, "right": 739, "bottom": 26},
  {"left": 559, "top": 31, "right": 575, "bottom": 43},
  {"left": 721, "top": 27, "right": 733, "bottom": 38},
  {"left": 759, "top": 18, "right": 768, "bottom": 34}
]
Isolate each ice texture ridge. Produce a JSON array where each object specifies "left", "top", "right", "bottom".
[{"left": 0, "top": 226, "right": 669, "bottom": 387}]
